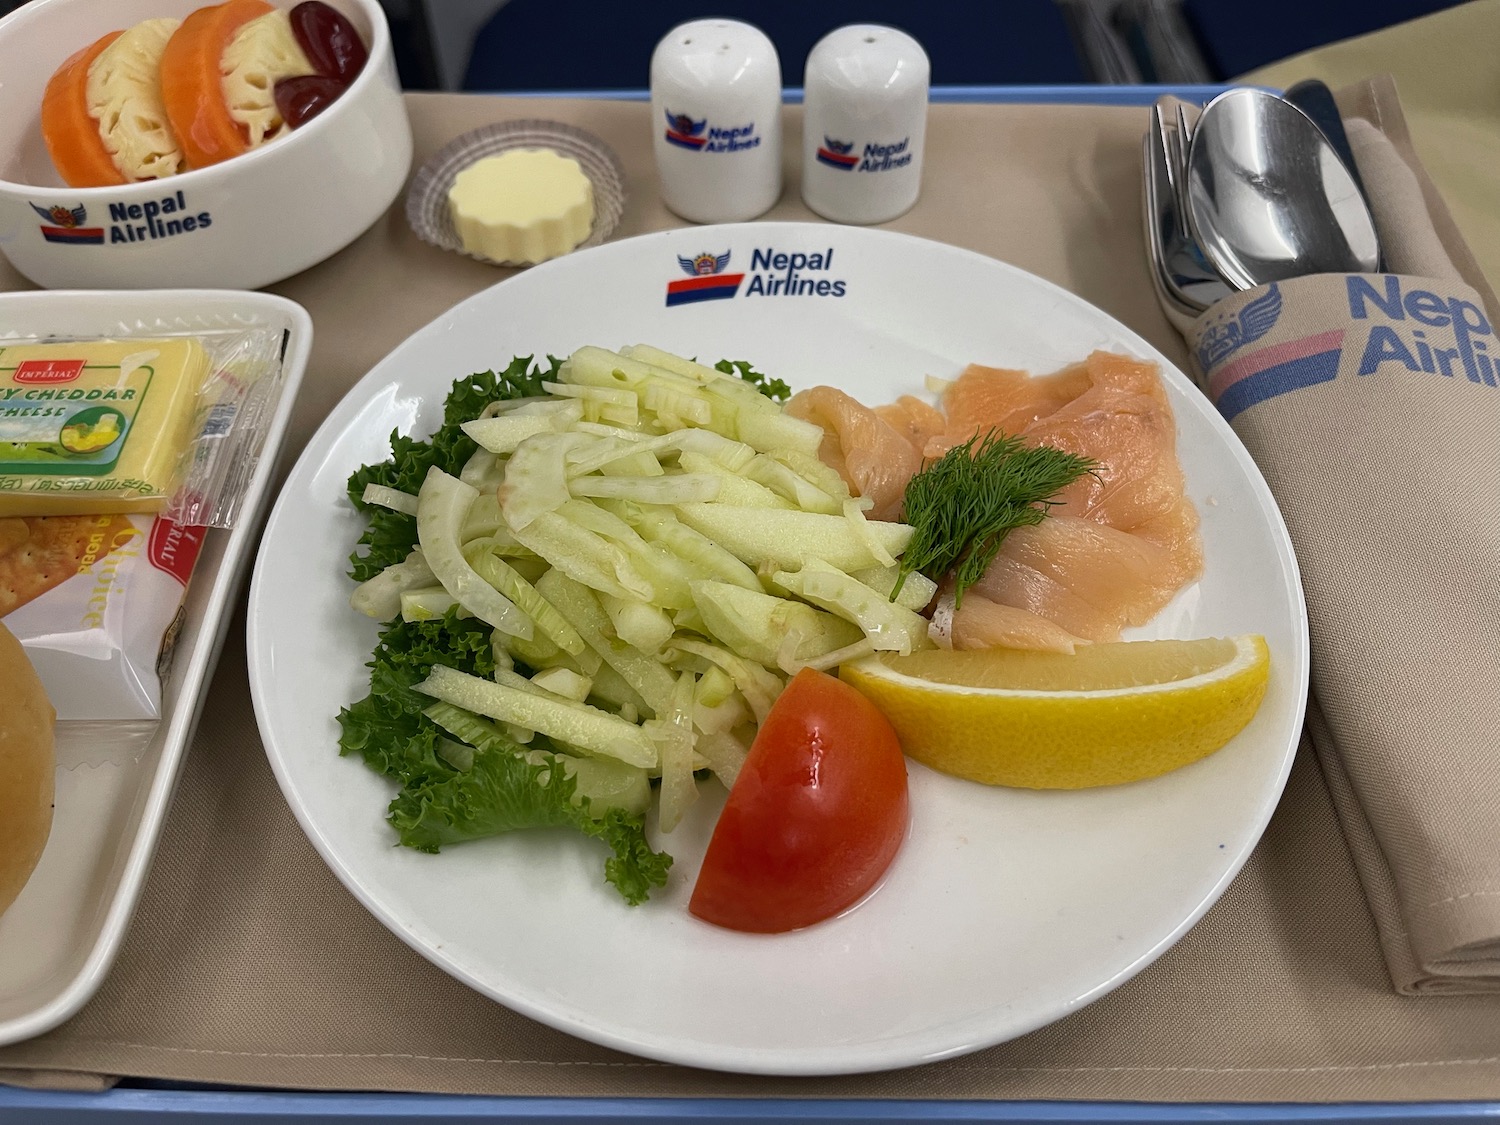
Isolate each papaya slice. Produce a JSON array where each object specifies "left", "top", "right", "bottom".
[
  {"left": 40, "top": 32, "right": 128, "bottom": 188},
  {"left": 160, "top": 0, "right": 273, "bottom": 169}
]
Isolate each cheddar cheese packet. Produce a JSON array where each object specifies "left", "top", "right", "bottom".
[
  {"left": 0, "top": 338, "right": 207, "bottom": 515},
  {"left": 0, "top": 325, "right": 287, "bottom": 526}
]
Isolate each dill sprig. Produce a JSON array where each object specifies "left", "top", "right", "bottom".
[{"left": 894, "top": 430, "right": 1097, "bottom": 607}]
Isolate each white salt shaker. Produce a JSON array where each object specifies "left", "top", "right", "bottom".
[
  {"left": 802, "top": 25, "right": 930, "bottom": 225},
  {"left": 650, "top": 19, "right": 783, "bottom": 224}
]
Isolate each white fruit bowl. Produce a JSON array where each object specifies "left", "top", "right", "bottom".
[{"left": 0, "top": 0, "right": 411, "bottom": 290}]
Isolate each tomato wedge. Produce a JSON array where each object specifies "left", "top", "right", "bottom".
[
  {"left": 689, "top": 668, "right": 909, "bottom": 933},
  {"left": 160, "top": 0, "right": 272, "bottom": 169},
  {"left": 40, "top": 32, "right": 128, "bottom": 188}
]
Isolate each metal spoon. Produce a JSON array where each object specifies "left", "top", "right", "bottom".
[{"left": 1184, "top": 87, "right": 1380, "bottom": 291}]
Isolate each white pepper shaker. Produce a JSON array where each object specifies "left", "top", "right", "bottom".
[
  {"left": 802, "top": 25, "right": 930, "bottom": 225},
  {"left": 650, "top": 19, "right": 783, "bottom": 224}
]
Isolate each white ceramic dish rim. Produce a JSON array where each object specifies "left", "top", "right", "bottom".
[
  {"left": 0, "top": 288, "right": 312, "bottom": 1046},
  {"left": 248, "top": 222, "right": 1310, "bottom": 1076},
  {"left": 0, "top": 0, "right": 392, "bottom": 195}
]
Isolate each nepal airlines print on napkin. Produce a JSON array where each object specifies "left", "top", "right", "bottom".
[{"left": 1191, "top": 276, "right": 1499, "bottom": 422}]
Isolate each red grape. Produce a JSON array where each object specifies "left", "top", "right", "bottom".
[
  {"left": 290, "top": 1, "right": 368, "bottom": 84},
  {"left": 274, "top": 74, "right": 347, "bottom": 129}
]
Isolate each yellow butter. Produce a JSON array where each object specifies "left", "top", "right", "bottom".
[
  {"left": 0, "top": 338, "right": 208, "bottom": 516},
  {"left": 448, "top": 148, "right": 595, "bottom": 265}
]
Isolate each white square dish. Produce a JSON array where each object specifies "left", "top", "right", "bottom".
[{"left": 0, "top": 288, "right": 311, "bottom": 1046}]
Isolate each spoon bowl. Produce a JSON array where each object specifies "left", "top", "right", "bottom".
[{"left": 1185, "top": 87, "right": 1380, "bottom": 291}]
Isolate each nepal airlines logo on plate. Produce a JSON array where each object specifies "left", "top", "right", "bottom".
[
  {"left": 666, "top": 251, "right": 744, "bottom": 306},
  {"left": 30, "top": 201, "right": 104, "bottom": 245}
]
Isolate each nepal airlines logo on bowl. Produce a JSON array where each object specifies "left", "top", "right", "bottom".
[
  {"left": 31, "top": 191, "right": 213, "bottom": 247},
  {"left": 666, "top": 251, "right": 744, "bottom": 306},
  {"left": 816, "top": 137, "right": 858, "bottom": 170},
  {"left": 30, "top": 202, "right": 104, "bottom": 245}
]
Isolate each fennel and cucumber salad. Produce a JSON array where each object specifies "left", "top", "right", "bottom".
[{"left": 338, "top": 346, "right": 936, "bottom": 904}]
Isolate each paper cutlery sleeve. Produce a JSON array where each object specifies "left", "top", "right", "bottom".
[{"left": 1167, "top": 77, "right": 1500, "bottom": 994}]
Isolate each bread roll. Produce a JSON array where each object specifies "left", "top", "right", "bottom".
[{"left": 0, "top": 620, "right": 54, "bottom": 918}]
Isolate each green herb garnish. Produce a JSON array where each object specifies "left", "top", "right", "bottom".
[
  {"left": 715, "top": 358, "right": 791, "bottom": 403},
  {"left": 894, "top": 430, "right": 1097, "bottom": 607}
]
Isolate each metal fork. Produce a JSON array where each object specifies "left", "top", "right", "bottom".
[
  {"left": 1144, "top": 99, "right": 1232, "bottom": 313},
  {"left": 1144, "top": 110, "right": 1200, "bottom": 318}
]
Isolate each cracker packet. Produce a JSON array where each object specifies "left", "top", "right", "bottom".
[{"left": 0, "top": 511, "right": 204, "bottom": 720}]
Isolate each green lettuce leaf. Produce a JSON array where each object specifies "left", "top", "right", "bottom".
[
  {"left": 336, "top": 612, "right": 497, "bottom": 786},
  {"left": 388, "top": 742, "right": 672, "bottom": 907},
  {"left": 714, "top": 358, "right": 791, "bottom": 403},
  {"left": 336, "top": 609, "right": 671, "bottom": 904}
]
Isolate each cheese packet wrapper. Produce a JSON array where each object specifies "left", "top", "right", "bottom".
[
  {"left": 0, "top": 325, "right": 287, "bottom": 527},
  {"left": 0, "top": 511, "right": 204, "bottom": 720}
]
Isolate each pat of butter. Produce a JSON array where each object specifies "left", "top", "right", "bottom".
[
  {"left": 0, "top": 338, "right": 208, "bottom": 516},
  {"left": 448, "top": 148, "right": 595, "bottom": 265}
]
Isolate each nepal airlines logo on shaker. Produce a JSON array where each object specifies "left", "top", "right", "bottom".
[
  {"left": 666, "top": 248, "right": 848, "bottom": 307},
  {"left": 664, "top": 111, "right": 708, "bottom": 150},
  {"left": 663, "top": 110, "right": 762, "bottom": 153},
  {"left": 816, "top": 137, "right": 913, "bottom": 173},
  {"left": 666, "top": 251, "right": 744, "bottom": 306},
  {"left": 31, "top": 202, "right": 104, "bottom": 245},
  {"left": 816, "top": 137, "right": 858, "bottom": 170}
]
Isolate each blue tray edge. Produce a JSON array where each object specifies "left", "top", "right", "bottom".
[{"left": 4, "top": 1089, "right": 1500, "bottom": 1123}]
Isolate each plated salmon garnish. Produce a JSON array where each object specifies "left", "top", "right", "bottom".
[{"left": 796, "top": 351, "right": 1203, "bottom": 652}]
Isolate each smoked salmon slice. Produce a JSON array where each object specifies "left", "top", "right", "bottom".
[
  {"left": 934, "top": 361, "right": 1092, "bottom": 457},
  {"left": 874, "top": 394, "right": 946, "bottom": 457},
  {"left": 945, "top": 591, "right": 1090, "bottom": 655},
  {"left": 969, "top": 515, "right": 1201, "bottom": 642},
  {"left": 785, "top": 385, "right": 921, "bottom": 522},
  {"left": 798, "top": 349, "right": 1204, "bottom": 652}
]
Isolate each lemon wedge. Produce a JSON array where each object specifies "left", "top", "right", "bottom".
[{"left": 840, "top": 636, "right": 1270, "bottom": 789}]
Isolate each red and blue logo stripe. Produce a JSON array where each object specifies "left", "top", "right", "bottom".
[
  {"left": 664, "top": 111, "right": 708, "bottom": 151},
  {"left": 1209, "top": 329, "right": 1345, "bottom": 421},
  {"left": 816, "top": 147, "right": 858, "bottom": 170},
  {"left": 39, "top": 225, "right": 104, "bottom": 245},
  {"left": 665, "top": 272, "right": 745, "bottom": 307}
]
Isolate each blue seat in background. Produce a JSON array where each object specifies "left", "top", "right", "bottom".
[
  {"left": 1180, "top": 0, "right": 1469, "bottom": 78},
  {"left": 461, "top": 0, "right": 1090, "bottom": 90}
]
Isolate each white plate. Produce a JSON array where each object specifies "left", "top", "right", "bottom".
[
  {"left": 0, "top": 289, "right": 311, "bottom": 1046},
  {"left": 247, "top": 224, "right": 1308, "bottom": 1076}
]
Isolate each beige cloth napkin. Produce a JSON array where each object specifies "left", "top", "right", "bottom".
[
  {"left": 1167, "top": 78, "right": 1500, "bottom": 994},
  {"left": 3, "top": 93, "right": 1500, "bottom": 1100}
]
